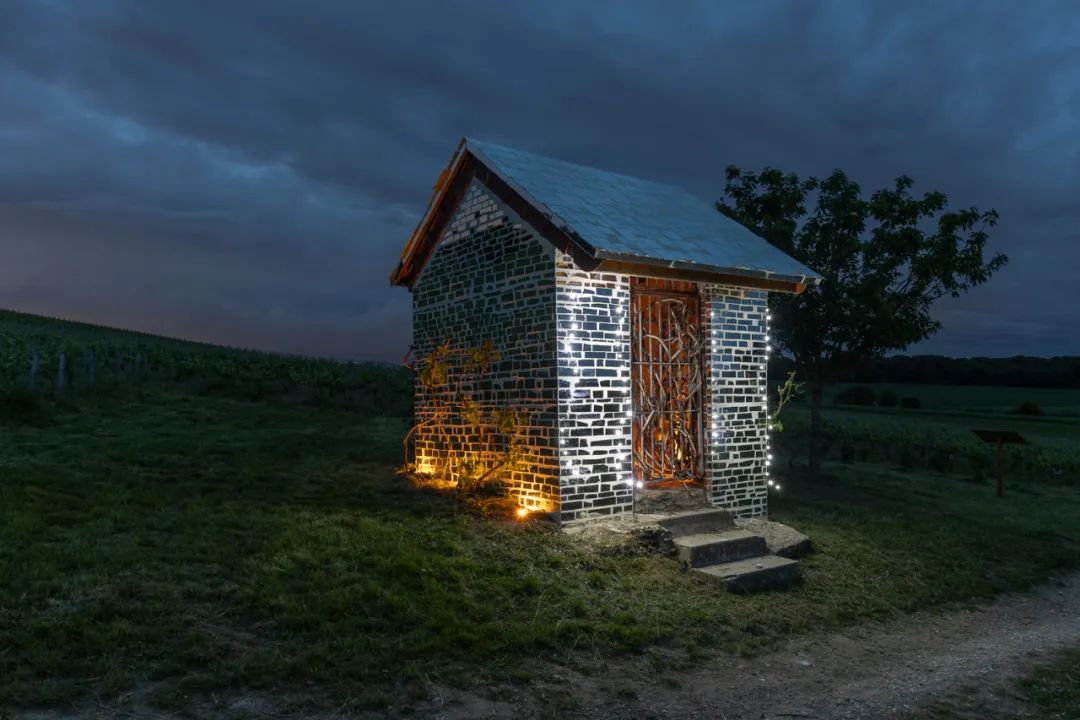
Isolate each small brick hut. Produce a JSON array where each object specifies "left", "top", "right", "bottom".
[{"left": 391, "top": 138, "right": 820, "bottom": 524}]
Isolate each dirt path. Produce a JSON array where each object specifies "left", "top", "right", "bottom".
[
  {"left": 18, "top": 574, "right": 1080, "bottom": 719},
  {"left": 425, "top": 572, "right": 1080, "bottom": 719}
]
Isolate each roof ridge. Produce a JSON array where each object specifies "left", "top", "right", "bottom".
[{"left": 464, "top": 137, "right": 696, "bottom": 198}]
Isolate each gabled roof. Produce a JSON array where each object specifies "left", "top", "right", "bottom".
[{"left": 391, "top": 138, "right": 821, "bottom": 293}]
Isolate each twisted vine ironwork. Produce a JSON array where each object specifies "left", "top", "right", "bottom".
[{"left": 631, "top": 288, "right": 705, "bottom": 487}]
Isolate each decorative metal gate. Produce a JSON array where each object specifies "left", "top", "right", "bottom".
[{"left": 630, "top": 278, "right": 706, "bottom": 488}]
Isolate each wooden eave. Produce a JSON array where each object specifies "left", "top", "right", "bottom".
[{"left": 594, "top": 259, "right": 809, "bottom": 294}]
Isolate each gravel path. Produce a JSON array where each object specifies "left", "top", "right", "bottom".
[{"left": 425, "top": 572, "right": 1080, "bottom": 719}]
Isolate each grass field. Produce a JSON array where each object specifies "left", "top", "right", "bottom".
[
  {"left": 822, "top": 404, "right": 1080, "bottom": 444},
  {"left": 2, "top": 310, "right": 1078, "bottom": 713},
  {"left": 828, "top": 382, "right": 1080, "bottom": 416},
  {"left": 2, "top": 390, "right": 1078, "bottom": 714},
  {"left": 777, "top": 383, "right": 1080, "bottom": 485}
]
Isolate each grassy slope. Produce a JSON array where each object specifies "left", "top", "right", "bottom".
[
  {"left": 0, "top": 307, "right": 283, "bottom": 354},
  {"left": 1, "top": 392, "right": 1078, "bottom": 711},
  {"left": 0, "top": 307, "right": 413, "bottom": 418}
]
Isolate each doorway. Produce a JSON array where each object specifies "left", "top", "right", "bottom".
[{"left": 629, "top": 277, "right": 706, "bottom": 489}]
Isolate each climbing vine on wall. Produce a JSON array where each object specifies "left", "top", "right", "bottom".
[{"left": 403, "top": 339, "right": 531, "bottom": 495}]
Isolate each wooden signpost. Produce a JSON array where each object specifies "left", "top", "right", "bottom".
[{"left": 972, "top": 429, "right": 1026, "bottom": 498}]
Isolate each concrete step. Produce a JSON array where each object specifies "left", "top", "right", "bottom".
[
  {"left": 692, "top": 555, "right": 802, "bottom": 593},
  {"left": 674, "top": 529, "right": 768, "bottom": 568},
  {"left": 656, "top": 508, "right": 735, "bottom": 538}
]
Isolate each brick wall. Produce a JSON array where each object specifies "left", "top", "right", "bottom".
[
  {"left": 554, "top": 253, "right": 634, "bottom": 523},
  {"left": 410, "top": 180, "right": 560, "bottom": 512},
  {"left": 702, "top": 287, "right": 770, "bottom": 517}
]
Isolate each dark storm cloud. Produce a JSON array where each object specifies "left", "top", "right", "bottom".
[{"left": 1, "top": 0, "right": 1077, "bottom": 359}]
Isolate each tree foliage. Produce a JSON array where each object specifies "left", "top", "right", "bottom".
[{"left": 717, "top": 166, "right": 1007, "bottom": 473}]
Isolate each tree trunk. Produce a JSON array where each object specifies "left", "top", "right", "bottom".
[{"left": 808, "top": 378, "right": 824, "bottom": 476}]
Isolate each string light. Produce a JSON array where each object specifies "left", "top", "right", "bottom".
[{"left": 561, "top": 281, "right": 638, "bottom": 512}]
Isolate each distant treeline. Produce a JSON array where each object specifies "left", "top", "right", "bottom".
[{"left": 772, "top": 354, "right": 1080, "bottom": 389}]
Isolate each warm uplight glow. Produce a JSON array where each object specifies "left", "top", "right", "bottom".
[{"left": 515, "top": 496, "right": 555, "bottom": 518}]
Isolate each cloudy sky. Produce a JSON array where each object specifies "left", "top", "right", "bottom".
[{"left": 1, "top": 1, "right": 1077, "bottom": 361}]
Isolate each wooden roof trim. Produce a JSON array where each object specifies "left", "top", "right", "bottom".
[
  {"left": 390, "top": 139, "right": 468, "bottom": 286},
  {"left": 595, "top": 259, "right": 809, "bottom": 294}
]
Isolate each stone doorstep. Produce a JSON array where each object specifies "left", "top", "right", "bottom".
[
  {"left": 563, "top": 508, "right": 806, "bottom": 594},
  {"left": 692, "top": 555, "right": 802, "bottom": 593},
  {"left": 674, "top": 529, "right": 769, "bottom": 568},
  {"left": 654, "top": 508, "right": 736, "bottom": 537},
  {"left": 734, "top": 517, "right": 814, "bottom": 559}
]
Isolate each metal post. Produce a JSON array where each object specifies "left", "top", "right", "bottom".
[{"left": 996, "top": 438, "right": 1004, "bottom": 498}]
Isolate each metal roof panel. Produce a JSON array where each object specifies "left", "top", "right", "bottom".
[{"left": 465, "top": 138, "right": 821, "bottom": 284}]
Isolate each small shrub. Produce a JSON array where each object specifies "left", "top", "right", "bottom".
[
  {"left": 877, "top": 390, "right": 898, "bottom": 408},
  {"left": 1012, "top": 401, "right": 1043, "bottom": 416},
  {"left": 835, "top": 385, "right": 876, "bottom": 406},
  {"left": 900, "top": 396, "right": 922, "bottom": 409}
]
